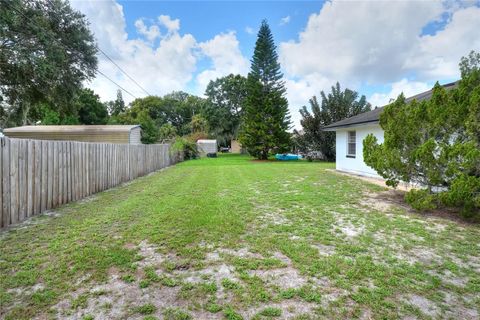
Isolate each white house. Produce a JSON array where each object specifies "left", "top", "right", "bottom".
[{"left": 323, "top": 81, "right": 458, "bottom": 178}]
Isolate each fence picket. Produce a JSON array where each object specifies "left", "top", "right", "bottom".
[{"left": 0, "top": 138, "right": 178, "bottom": 228}]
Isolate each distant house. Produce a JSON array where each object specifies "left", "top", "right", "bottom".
[
  {"left": 323, "top": 81, "right": 458, "bottom": 178},
  {"left": 230, "top": 139, "right": 245, "bottom": 154},
  {"left": 3, "top": 125, "right": 142, "bottom": 144},
  {"left": 196, "top": 139, "right": 217, "bottom": 156}
]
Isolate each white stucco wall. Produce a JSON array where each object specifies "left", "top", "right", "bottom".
[{"left": 335, "top": 124, "right": 384, "bottom": 178}]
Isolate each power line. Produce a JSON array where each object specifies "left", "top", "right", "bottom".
[
  {"left": 44, "top": 0, "right": 151, "bottom": 96},
  {"left": 3, "top": 0, "right": 141, "bottom": 99},
  {"left": 96, "top": 70, "right": 137, "bottom": 99},
  {"left": 96, "top": 47, "right": 151, "bottom": 96}
]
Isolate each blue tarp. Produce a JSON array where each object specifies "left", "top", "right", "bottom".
[{"left": 275, "top": 153, "right": 302, "bottom": 161}]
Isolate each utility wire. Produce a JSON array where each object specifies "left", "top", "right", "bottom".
[
  {"left": 96, "top": 70, "right": 137, "bottom": 99},
  {"left": 96, "top": 47, "right": 151, "bottom": 96},
  {"left": 4, "top": 0, "right": 140, "bottom": 99},
  {"left": 44, "top": 0, "right": 151, "bottom": 96}
]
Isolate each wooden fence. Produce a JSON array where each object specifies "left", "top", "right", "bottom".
[{"left": 0, "top": 137, "right": 180, "bottom": 229}]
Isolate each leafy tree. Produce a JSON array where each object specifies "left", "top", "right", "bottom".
[
  {"left": 459, "top": 50, "right": 480, "bottom": 78},
  {"left": 75, "top": 89, "right": 108, "bottom": 125},
  {"left": 0, "top": 0, "right": 97, "bottom": 127},
  {"left": 190, "top": 114, "right": 209, "bottom": 133},
  {"left": 239, "top": 20, "right": 291, "bottom": 159},
  {"left": 296, "top": 83, "right": 371, "bottom": 160},
  {"left": 158, "top": 123, "right": 177, "bottom": 142},
  {"left": 137, "top": 111, "right": 158, "bottom": 144},
  {"left": 205, "top": 74, "right": 247, "bottom": 143},
  {"left": 37, "top": 103, "right": 79, "bottom": 125},
  {"left": 363, "top": 53, "right": 480, "bottom": 217},
  {"left": 121, "top": 92, "right": 205, "bottom": 136},
  {"left": 39, "top": 105, "right": 61, "bottom": 125},
  {"left": 107, "top": 90, "right": 126, "bottom": 116}
]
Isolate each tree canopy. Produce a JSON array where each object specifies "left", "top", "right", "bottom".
[
  {"left": 0, "top": 0, "right": 98, "bottom": 127},
  {"left": 204, "top": 74, "right": 247, "bottom": 144},
  {"left": 76, "top": 89, "right": 108, "bottom": 125},
  {"left": 363, "top": 52, "right": 480, "bottom": 217},
  {"left": 296, "top": 83, "right": 371, "bottom": 160},
  {"left": 107, "top": 90, "right": 126, "bottom": 116},
  {"left": 239, "top": 20, "right": 291, "bottom": 159}
]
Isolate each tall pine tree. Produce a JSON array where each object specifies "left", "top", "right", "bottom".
[{"left": 239, "top": 20, "right": 291, "bottom": 159}]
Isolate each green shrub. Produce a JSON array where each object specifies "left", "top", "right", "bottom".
[
  {"left": 405, "top": 189, "right": 438, "bottom": 211},
  {"left": 171, "top": 137, "right": 199, "bottom": 160},
  {"left": 163, "top": 307, "right": 192, "bottom": 320},
  {"left": 224, "top": 306, "right": 243, "bottom": 320},
  {"left": 133, "top": 303, "right": 157, "bottom": 315},
  {"left": 121, "top": 274, "right": 135, "bottom": 283},
  {"left": 221, "top": 278, "right": 240, "bottom": 290},
  {"left": 279, "top": 288, "right": 296, "bottom": 299},
  {"left": 205, "top": 301, "right": 222, "bottom": 313},
  {"left": 258, "top": 307, "right": 282, "bottom": 317},
  {"left": 440, "top": 174, "right": 480, "bottom": 218},
  {"left": 363, "top": 53, "right": 480, "bottom": 217},
  {"left": 31, "top": 289, "right": 57, "bottom": 307},
  {"left": 139, "top": 280, "right": 151, "bottom": 288}
]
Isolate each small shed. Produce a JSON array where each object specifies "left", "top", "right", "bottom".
[
  {"left": 197, "top": 139, "right": 217, "bottom": 155},
  {"left": 3, "top": 125, "right": 142, "bottom": 144}
]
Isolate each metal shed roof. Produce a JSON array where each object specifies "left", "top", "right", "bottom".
[
  {"left": 4, "top": 125, "right": 140, "bottom": 133},
  {"left": 197, "top": 139, "right": 217, "bottom": 143},
  {"left": 323, "top": 81, "right": 458, "bottom": 131}
]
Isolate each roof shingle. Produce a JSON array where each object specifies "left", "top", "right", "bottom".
[{"left": 323, "top": 81, "right": 458, "bottom": 130}]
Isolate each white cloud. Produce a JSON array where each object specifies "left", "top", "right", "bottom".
[
  {"left": 71, "top": 1, "right": 198, "bottom": 103},
  {"left": 70, "top": 1, "right": 251, "bottom": 103},
  {"left": 245, "top": 26, "right": 255, "bottom": 35},
  {"left": 196, "top": 32, "right": 249, "bottom": 94},
  {"left": 279, "top": 2, "right": 480, "bottom": 129},
  {"left": 134, "top": 19, "right": 160, "bottom": 42},
  {"left": 280, "top": 1, "right": 445, "bottom": 83},
  {"left": 405, "top": 6, "right": 480, "bottom": 80},
  {"left": 369, "top": 79, "right": 431, "bottom": 107},
  {"left": 280, "top": 16, "right": 291, "bottom": 26},
  {"left": 158, "top": 15, "right": 180, "bottom": 33},
  {"left": 284, "top": 73, "right": 334, "bottom": 129}
]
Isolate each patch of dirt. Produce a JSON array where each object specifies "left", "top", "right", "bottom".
[
  {"left": 332, "top": 214, "right": 365, "bottom": 239},
  {"left": 312, "top": 243, "right": 336, "bottom": 256},
  {"left": 404, "top": 294, "right": 439, "bottom": 318},
  {"left": 252, "top": 202, "right": 292, "bottom": 226},
  {"left": 358, "top": 190, "right": 408, "bottom": 213},
  {"left": 136, "top": 240, "right": 166, "bottom": 267},
  {"left": 249, "top": 267, "right": 308, "bottom": 290},
  {"left": 51, "top": 273, "right": 187, "bottom": 320},
  {"left": 214, "top": 247, "right": 264, "bottom": 259},
  {"left": 241, "top": 300, "right": 318, "bottom": 319},
  {"left": 356, "top": 188, "right": 474, "bottom": 226},
  {"left": 393, "top": 246, "right": 443, "bottom": 266},
  {"left": 179, "top": 263, "right": 237, "bottom": 284},
  {"left": 442, "top": 292, "right": 479, "bottom": 320},
  {"left": 7, "top": 283, "right": 45, "bottom": 297},
  {"left": 426, "top": 269, "right": 469, "bottom": 288}
]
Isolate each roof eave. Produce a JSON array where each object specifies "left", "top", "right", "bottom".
[{"left": 323, "top": 120, "right": 380, "bottom": 131}]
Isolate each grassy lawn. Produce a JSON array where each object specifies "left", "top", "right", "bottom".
[{"left": 1, "top": 154, "right": 479, "bottom": 320}]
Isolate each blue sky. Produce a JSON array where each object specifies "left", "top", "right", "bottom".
[
  {"left": 118, "top": 1, "right": 324, "bottom": 91},
  {"left": 71, "top": 0, "right": 480, "bottom": 128}
]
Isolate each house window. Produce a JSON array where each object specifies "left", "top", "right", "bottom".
[{"left": 347, "top": 131, "right": 356, "bottom": 158}]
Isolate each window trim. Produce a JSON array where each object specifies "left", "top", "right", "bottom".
[{"left": 346, "top": 131, "right": 356, "bottom": 158}]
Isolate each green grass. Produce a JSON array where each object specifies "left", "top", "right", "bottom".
[{"left": 0, "top": 154, "right": 479, "bottom": 319}]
